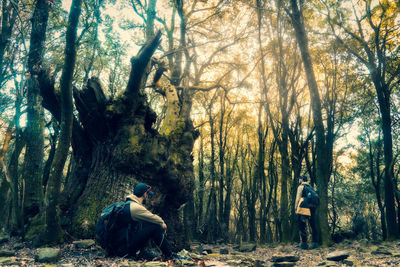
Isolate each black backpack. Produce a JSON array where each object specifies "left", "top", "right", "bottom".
[
  {"left": 303, "top": 184, "right": 319, "bottom": 208},
  {"left": 95, "top": 201, "right": 132, "bottom": 254}
]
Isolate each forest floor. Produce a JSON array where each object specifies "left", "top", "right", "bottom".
[{"left": 0, "top": 236, "right": 400, "bottom": 266}]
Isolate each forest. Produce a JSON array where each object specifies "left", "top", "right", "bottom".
[{"left": 0, "top": 0, "right": 399, "bottom": 258}]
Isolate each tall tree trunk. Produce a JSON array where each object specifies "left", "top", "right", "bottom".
[
  {"left": 0, "top": 0, "right": 18, "bottom": 86},
  {"left": 237, "top": 147, "right": 250, "bottom": 241},
  {"left": 272, "top": 163, "right": 280, "bottom": 241},
  {"left": 265, "top": 141, "right": 277, "bottom": 242},
  {"left": 9, "top": 90, "right": 25, "bottom": 235},
  {"left": 8, "top": 132, "right": 25, "bottom": 235},
  {"left": 41, "top": 0, "right": 82, "bottom": 245},
  {"left": 374, "top": 82, "right": 398, "bottom": 239},
  {"left": 0, "top": 180, "right": 11, "bottom": 229},
  {"left": 223, "top": 163, "right": 233, "bottom": 240},
  {"left": 205, "top": 104, "right": 220, "bottom": 242},
  {"left": 223, "top": 143, "right": 238, "bottom": 241},
  {"left": 42, "top": 122, "right": 58, "bottom": 189},
  {"left": 279, "top": 120, "right": 290, "bottom": 242},
  {"left": 287, "top": 0, "right": 332, "bottom": 246},
  {"left": 218, "top": 94, "right": 225, "bottom": 234},
  {"left": 236, "top": 163, "right": 247, "bottom": 241},
  {"left": 255, "top": 0, "right": 270, "bottom": 243},
  {"left": 248, "top": 159, "right": 257, "bottom": 241},
  {"left": 256, "top": 103, "right": 267, "bottom": 242},
  {"left": 23, "top": 0, "right": 49, "bottom": 231},
  {"left": 197, "top": 134, "right": 205, "bottom": 234},
  {"left": 368, "top": 134, "right": 387, "bottom": 239},
  {"left": 0, "top": 126, "right": 13, "bottom": 230}
]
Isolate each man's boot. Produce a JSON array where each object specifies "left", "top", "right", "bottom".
[
  {"left": 311, "top": 242, "right": 319, "bottom": 249},
  {"left": 137, "top": 249, "right": 159, "bottom": 261},
  {"left": 159, "top": 234, "right": 173, "bottom": 258}
]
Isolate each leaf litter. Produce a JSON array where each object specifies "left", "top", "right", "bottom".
[{"left": 1, "top": 237, "right": 400, "bottom": 266}]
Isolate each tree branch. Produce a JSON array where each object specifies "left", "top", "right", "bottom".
[{"left": 126, "top": 30, "right": 161, "bottom": 96}]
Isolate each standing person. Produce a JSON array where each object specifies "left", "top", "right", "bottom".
[
  {"left": 96, "top": 182, "right": 182, "bottom": 260},
  {"left": 295, "top": 175, "right": 319, "bottom": 249}
]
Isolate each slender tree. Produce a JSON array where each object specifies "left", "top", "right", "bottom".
[
  {"left": 368, "top": 132, "right": 386, "bottom": 239},
  {"left": 196, "top": 131, "right": 205, "bottom": 234},
  {"left": 204, "top": 91, "right": 221, "bottom": 242},
  {"left": 23, "top": 0, "right": 50, "bottom": 232},
  {"left": 41, "top": 0, "right": 82, "bottom": 245},
  {"left": 0, "top": 0, "right": 19, "bottom": 86},
  {"left": 8, "top": 82, "right": 25, "bottom": 235},
  {"left": 286, "top": 0, "right": 332, "bottom": 245}
]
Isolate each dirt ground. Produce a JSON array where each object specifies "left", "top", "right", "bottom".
[{"left": 1, "top": 237, "right": 400, "bottom": 266}]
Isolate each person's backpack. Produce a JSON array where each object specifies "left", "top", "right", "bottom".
[
  {"left": 303, "top": 184, "right": 319, "bottom": 208},
  {"left": 95, "top": 201, "right": 131, "bottom": 254}
]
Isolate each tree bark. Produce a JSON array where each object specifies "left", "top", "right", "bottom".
[
  {"left": 265, "top": 140, "right": 277, "bottom": 242},
  {"left": 204, "top": 100, "right": 221, "bottom": 242},
  {"left": 0, "top": 126, "right": 13, "bottom": 230},
  {"left": 42, "top": 123, "right": 58, "bottom": 189},
  {"left": 197, "top": 134, "right": 205, "bottom": 235},
  {"left": 0, "top": 179, "right": 11, "bottom": 229},
  {"left": 368, "top": 134, "right": 387, "bottom": 239},
  {"left": 247, "top": 157, "right": 257, "bottom": 242},
  {"left": 23, "top": 0, "right": 49, "bottom": 230},
  {"left": 255, "top": 0, "right": 269, "bottom": 243},
  {"left": 374, "top": 81, "right": 397, "bottom": 239},
  {"left": 183, "top": 196, "right": 195, "bottom": 241},
  {"left": 222, "top": 144, "right": 237, "bottom": 241},
  {"left": 8, "top": 91, "right": 25, "bottom": 235},
  {"left": 218, "top": 94, "right": 226, "bottom": 234},
  {"left": 0, "top": 0, "right": 19, "bottom": 86}
]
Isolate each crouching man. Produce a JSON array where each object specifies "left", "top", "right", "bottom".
[{"left": 97, "top": 183, "right": 180, "bottom": 260}]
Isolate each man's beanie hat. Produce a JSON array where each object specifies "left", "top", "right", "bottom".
[{"left": 134, "top": 183, "right": 154, "bottom": 197}]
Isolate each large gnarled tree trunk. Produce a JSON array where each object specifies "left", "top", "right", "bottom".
[{"left": 41, "top": 32, "right": 197, "bottom": 249}]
